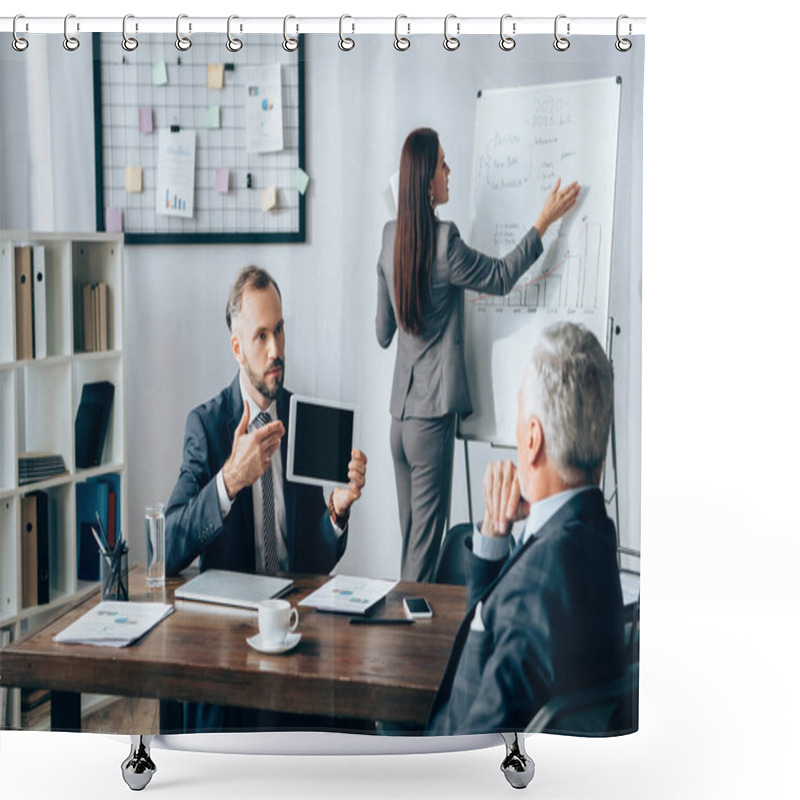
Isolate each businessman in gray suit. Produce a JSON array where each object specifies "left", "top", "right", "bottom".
[{"left": 426, "top": 322, "right": 625, "bottom": 735}]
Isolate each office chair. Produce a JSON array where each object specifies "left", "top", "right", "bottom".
[
  {"left": 433, "top": 523, "right": 515, "bottom": 585},
  {"left": 433, "top": 523, "right": 474, "bottom": 585}
]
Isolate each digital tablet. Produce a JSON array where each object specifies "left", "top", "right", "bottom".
[{"left": 287, "top": 395, "right": 358, "bottom": 488}]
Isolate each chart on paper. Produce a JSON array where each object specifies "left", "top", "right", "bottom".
[{"left": 461, "top": 77, "right": 621, "bottom": 444}]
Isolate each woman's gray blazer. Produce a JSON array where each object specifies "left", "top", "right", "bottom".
[{"left": 376, "top": 219, "right": 543, "bottom": 419}]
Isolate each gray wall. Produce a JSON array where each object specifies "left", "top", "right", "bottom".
[{"left": 0, "top": 34, "right": 643, "bottom": 579}]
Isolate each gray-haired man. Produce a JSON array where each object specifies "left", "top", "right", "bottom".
[{"left": 427, "top": 322, "right": 625, "bottom": 735}]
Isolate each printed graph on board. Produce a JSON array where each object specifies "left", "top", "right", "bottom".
[{"left": 93, "top": 33, "right": 305, "bottom": 243}]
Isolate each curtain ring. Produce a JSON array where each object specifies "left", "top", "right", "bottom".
[
  {"left": 226, "top": 15, "right": 243, "bottom": 52},
  {"left": 499, "top": 14, "right": 516, "bottom": 51},
  {"left": 615, "top": 15, "right": 632, "bottom": 52},
  {"left": 122, "top": 14, "right": 138, "bottom": 52},
  {"left": 63, "top": 13, "right": 80, "bottom": 51},
  {"left": 12, "top": 15, "right": 29, "bottom": 52},
  {"left": 443, "top": 14, "right": 460, "bottom": 51},
  {"left": 283, "top": 16, "right": 299, "bottom": 52},
  {"left": 175, "top": 14, "right": 192, "bottom": 51},
  {"left": 553, "top": 14, "right": 570, "bottom": 51},
  {"left": 338, "top": 14, "right": 355, "bottom": 51},
  {"left": 394, "top": 15, "right": 410, "bottom": 51}
]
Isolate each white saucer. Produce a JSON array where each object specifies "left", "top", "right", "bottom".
[{"left": 246, "top": 631, "right": 302, "bottom": 654}]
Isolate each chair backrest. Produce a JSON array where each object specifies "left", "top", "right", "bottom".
[
  {"left": 525, "top": 661, "right": 639, "bottom": 737},
  {"left": 433, "top": 523, "right": 474, "bottom": 585}
]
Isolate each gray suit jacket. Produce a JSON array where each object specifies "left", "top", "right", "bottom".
[
  {"left": 426, "top": 488, "right": 625, "bottom": 735},
  {"left": 376, "top": 219, "right": 543, "bottom": 419}
]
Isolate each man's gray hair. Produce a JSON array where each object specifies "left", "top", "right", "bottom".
[
  {"left": 521, "top": 322, "right": 614, "bottom": 485},
  {"left": 225, "top": 265, "right": 282, "bottom": 331}
]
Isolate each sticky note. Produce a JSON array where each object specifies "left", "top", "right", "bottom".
[
  {"left": 105, "top": 208, "right": 123, "bottom": 233},
  {"left": 125, "top": 166, "right": 143, "bottom": 193},
  {"left": 207, "top": 63, "right": 224, "bottom": 89},
  {"left": 206, "top": 106, "right": 221, "bottom": 129},
  {"left": 261, "top": 186, "right": 277, "bottom": 211},
  {"left": 293, "top": 168, "right": 310, "bottom": 195},
  {"left": 215, "top": 168, "right": 230, "bottom": 194},
  {"left": 152, "top": 60, "right": 168, "bottom": 86},
  {"left": 139, "top": 107, "right": 153, "bottom": 134}
]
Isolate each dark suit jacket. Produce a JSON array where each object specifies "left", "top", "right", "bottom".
[
  {"left": 165, "top": 377, "right": 346, "bottom": 577},
  {"left": 426, "top": 488, "right": 625, "bottom": 735},
  {"left": 376, "top": 219, "right": 542, "bottom": 419}
]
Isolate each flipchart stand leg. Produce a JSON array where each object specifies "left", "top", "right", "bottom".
[
  {"left": 500, "top": 732, "right": 535, "bottom": 789},
  {"left": 121, "top": 735, "right": 156, "bottom": 791}
]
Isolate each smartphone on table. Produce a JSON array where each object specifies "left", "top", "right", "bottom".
[{"left": 403, "top": 596, "right": 433, "bottom": 620}]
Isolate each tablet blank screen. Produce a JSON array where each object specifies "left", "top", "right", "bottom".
[{"left": 292, "top": 401, "right": 354, "bottom": 484}]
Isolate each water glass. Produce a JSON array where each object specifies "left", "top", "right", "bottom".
[{"left": 145, "top": 503, "right": 165, "bottom": 588}]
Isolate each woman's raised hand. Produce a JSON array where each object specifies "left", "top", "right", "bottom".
[{"left": 535, "top": 178, "right": 581, "bottom": 238}]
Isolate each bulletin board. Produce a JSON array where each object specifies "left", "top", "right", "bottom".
[{"left": 92, "top": 33, "right": 306, "bottom": 244}]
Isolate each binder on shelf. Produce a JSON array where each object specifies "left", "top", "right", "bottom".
[
  {"left": 20, "top": 492, "right": 51, "bottom": 607},
  {"left": 76, "top": 480, "right": 109, "bottom": 581},
  {"left": 82, "top": 282, "right": 94, "bottom": 352},
  {"left": 32, "top": 245, "right": 47, "bottom": 359},
  {"left": 89, "top": 473, "right": 121, "bottom": 549},
  {"left": 14, "top": 246, "right": 34, "bottom": 360},
  {"left": 21, "top": 494, "right": 37, "bottom": 607},
  {"left": 75, "top": 381, "right": 115, "bottom": 468},
  {"left": 0, "top": 627, "right": 11, "bottom": 727},
  {"left": 98, "top": 281, "right": 108, "bottom": 351}
]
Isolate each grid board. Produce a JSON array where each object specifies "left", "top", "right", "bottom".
[{"left": 93, "top": 33, "right": 306, "bottom": 243}]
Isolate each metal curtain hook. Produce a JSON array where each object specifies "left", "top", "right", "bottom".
[
  {"left": 553, "top": 14, "right": 570, "bottom": 51},
  {"left": 615, "top": 14, "right": 632, "bottom": 52},
  {"left": 283, "top": 15, "right": 299, "bottom": 52},
  {"left": 122, "top": 14, "right": 138, "bottom": 51},
  {"left": 63, "top": 13, "right": 80, "bottom": 51},
  {"left": 339, "top": 14, "right": 355, "bottom": 51},
  {"left": 175, "top": 14, "right": 192, "bottom": 51},
  {"left": 499, "top": 14, "right": 516, "bottom": 51},
  {"left": 394, "top": 15, "right": 410, "bottom": 51},
  {"left": 444, "top": 14, "right": 460, "bottom": 51},
  {"left": 226, "top": 15, "right": 243, "bottom": 52},
  {"left": 12, "top": 14, "right": 29, "bottom": 52}
]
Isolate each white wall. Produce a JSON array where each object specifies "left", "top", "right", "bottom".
[{"left": 0, "top": 33, "right": 643, "bottom": 580}]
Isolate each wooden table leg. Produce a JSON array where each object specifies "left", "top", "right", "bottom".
[{"left": 50, "top": 691, "right": 81, "bottom": 732}]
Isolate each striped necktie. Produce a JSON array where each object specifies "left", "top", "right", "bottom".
[{"left": 253, "top": 410, "right": 279, "bottom": 574}]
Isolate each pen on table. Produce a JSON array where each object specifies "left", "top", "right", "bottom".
[{"left": 349, "top": 618, "right": 415, "bottom": 625}]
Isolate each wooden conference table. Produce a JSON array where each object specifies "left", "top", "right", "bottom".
[{"left": 0, "top": 567, "right": 467, "bottom": 733}]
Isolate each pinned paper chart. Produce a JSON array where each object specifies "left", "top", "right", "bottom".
[
  {"left": 156, "top": 129, "right": 196, "bottom": 218},
  {"left": 245, "top": 65, "right": 284, "bottom": 153}
]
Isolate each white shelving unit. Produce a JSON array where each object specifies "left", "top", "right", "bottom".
[{"left": 0, "top": 231, "right": 126, "bottom": 729}]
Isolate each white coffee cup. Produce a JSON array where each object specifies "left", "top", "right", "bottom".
[{"left": 257, "top": 599, "right": 299, "bottom": 645}]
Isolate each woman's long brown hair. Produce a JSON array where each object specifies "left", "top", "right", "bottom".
[{"left": 393, "top": 128, "right": 439, "bottom": 336}]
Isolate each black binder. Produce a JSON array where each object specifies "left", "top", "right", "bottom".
[{"left": 75, "top": 381, "right": 115, "bottom": 468}]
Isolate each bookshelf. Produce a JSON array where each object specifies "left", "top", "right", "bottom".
[{"left": 0, "top": 231, "right": 126, "bottom": 729}]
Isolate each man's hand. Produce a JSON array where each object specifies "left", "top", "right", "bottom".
[
  {"left": 331, "top": 449, "right": 368, "bottom": 519},
  {"left": 481, "top": 460, "right": 530, "bottom": 538},
  {"left": 221, "top": 404, "right": 284, "bottom": 499}
]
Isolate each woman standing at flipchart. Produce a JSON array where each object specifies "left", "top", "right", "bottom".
[{"left": 376, "top": 127, "right": 580, "bottom": 582}]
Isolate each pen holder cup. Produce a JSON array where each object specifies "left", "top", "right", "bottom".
[{"left": 100, "top": 549, "right": 129, "bottom": 601}]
